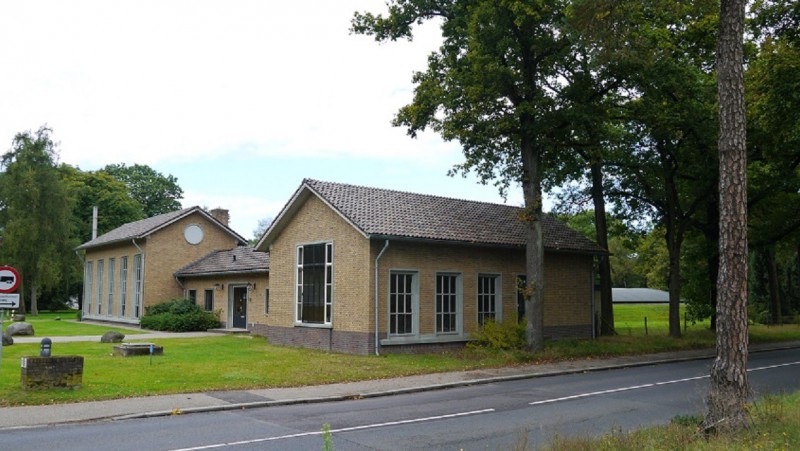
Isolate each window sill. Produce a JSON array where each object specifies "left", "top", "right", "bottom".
[
  {"left": 381, "top": 334, "right": 468, "bottom": 346},
  {"left": 293, "top": 322, "right": 332, "bottom": 329}
]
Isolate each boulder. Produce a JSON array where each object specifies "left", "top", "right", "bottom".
[
  {"left": 7, "top": 322, "right": 34, "bottom": 336},
  {"left": 12, "top": 314, "right": 25, "bottom": 322},
  {"left": 2, "top": 332, "right": 12, "bottom": 346},
  {"left": 100, "top": 331, "right": 125, "bottom": 343}
]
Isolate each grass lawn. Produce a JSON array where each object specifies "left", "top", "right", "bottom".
[
  {"left": 613, "top": 303, "right": 710, "bottom": 335},
  {"left": 545, "top": 391, "right": 800, "bottom": 450},
  {"left": 0, "top": 304, "right": 797, "bottom": 408},
  {"left": 2, "top": 311, "right": 145, "bottom": 337}
]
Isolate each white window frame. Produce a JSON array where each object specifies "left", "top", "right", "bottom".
[
  {"left": 295, "top": 241, "right": 334, "bottom": 326},
  {"left": 477, "top": 274, "right": 502, "bottom": 326},
  {"left": 388, "top": 270, "right": 419, "bottom": 337},
  {"left": 120, "top": 256, "right": 128, "bottom": 317},
  {"left": 107, "top": 258, "right": 115, "bottom": 317},
  {"left": 133, "top": 254, "right": 143, "bottom": 318},
  {"left": 96, "top": 259, "right": 104, "bottom": 315},
  {"left": 84, "top": 261, "right": 93, "bottom": 315},
  {"left": 435, "top": 272, "right": 462, "bottom": 335}
]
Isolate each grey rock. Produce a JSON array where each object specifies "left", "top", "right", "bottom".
[
  {"left": 7, "top": 322, "right": 34, "bottom": 336},
  {"left": 100, "top": 331, "right": 125, "bottom": 343},
  {"left": 1, "top": 332, "right": 12, "bottom": 346},
  {"left": 12, "top": 314, "right": 25, "bottom": 321}
]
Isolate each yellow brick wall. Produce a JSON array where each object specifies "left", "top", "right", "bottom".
[
  {"left": 263, "top": 193, "right": 593, "bottom": 343},
  {"left": 266, "top": 194, "right": 371, "bottom": 332},
  {"left": 83, "top": 210, "right": 243, "bottom": 323},
  {"left": 82, "top": 242, "right": 140, "bottom": 320},
  {"left": 144, "top": 212, "right": 242, "bottom": 306},
  {"left": 181, "top": 273, "right": 269, "bottom": 327}
]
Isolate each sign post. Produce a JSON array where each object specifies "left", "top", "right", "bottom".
[{"left": 0, "top": 265, "right": 22, "bottom": 376}]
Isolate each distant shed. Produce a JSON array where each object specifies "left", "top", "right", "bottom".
[{"left": 612, "top": 288, "right": 672, "bottom": 304}]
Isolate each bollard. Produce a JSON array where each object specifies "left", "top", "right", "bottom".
[{"left": 40, "top": 338, "right": 52, "bottom": 357}]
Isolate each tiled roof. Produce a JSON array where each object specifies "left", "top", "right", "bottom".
[
  {"left": 282, "top": 179, "right": 604, "bottom": 253},
  {"left": 175, "top": 247, "right": 269, "bottom": 277},
  {"left": 76, "top": 206, "right": 246, "bottom": 250}
]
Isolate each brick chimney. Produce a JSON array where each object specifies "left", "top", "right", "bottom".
[{"left": 209, "top": 208, "right": 230, "bottom": 226}]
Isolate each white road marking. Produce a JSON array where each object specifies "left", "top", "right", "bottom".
[
  {"left": 529, "top": 360, "right": 800, "bottom": 406},
  {"left": 169, "top": 408, "right": 496, "bottom": 451}
]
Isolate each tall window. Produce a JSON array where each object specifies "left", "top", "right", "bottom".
[
  {"left": 204, "top": 289, "right": 213, "bottom": 311},
  {"left": 264, "top": 288, "right": 270, "bottom": 314},
  {"left": 188, "top": 289, "right": 197, "bottom": 304},
  {"left": 96, "top": 260, "right": 104, "bottom": 315},
  {"left": 436, "top": 273, "right": 461, "bottom": 334},
  {"left": 84, "top": 261, "right": 93, "bottom": 315},
  {"left": 389, "top": 272, "right": 417, "bottom": 336},
  {"left": 477, "top": 274, "right": 500, "bottom": 326},
  {"left": 107, "top": 258, "right": 115, "bottom": 316},
  {"left": 296, "top": 242, "right": 333, "bottom": 324},
  {"left": 120, "top": 257, "right": 128, "bottom": 317},
  {"left": 133, "top": 254, "right": 143, "bottom": 318}
]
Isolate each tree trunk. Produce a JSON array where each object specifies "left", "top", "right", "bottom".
[
  {"left": 663, "top": 153, "right": 682, "bottom": 339},
  {"left": 766, "top": 247, "right": 781, "bottom": 325},
  {"left": 590, "top": 159, "right": 615, "bottom": 335},
  {"left": 30, "top": 284, "right": 39, "bottom": 316},
  {"left": 703, "top": 0, "right": 749, "bottom": 434},
  {"left": 521, "top": 134, "right": 545, "bottom": 353}
]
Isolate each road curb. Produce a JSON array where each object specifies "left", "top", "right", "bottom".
[{"left": 110, "top": 342, "right": 800, "bottom": 422}]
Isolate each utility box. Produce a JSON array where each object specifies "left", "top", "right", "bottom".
[{"left": 21, "top": 356, "right": 84, "bottom": 390}]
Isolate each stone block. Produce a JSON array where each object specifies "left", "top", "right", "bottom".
[
  {"left": 21, "top": 356, "right": 83, "bottom": 390},
  {"left": 100, "top": 331, "right": 125, "bottom": 343},
  {"left": 7, "top": 322, "right": 34, "bottom": 336},
  {"left": 113, "top": 343, "right": 163, "bottom": 357}
]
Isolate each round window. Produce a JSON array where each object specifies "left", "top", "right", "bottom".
[{"left": 184, "top": 224, "right": 204, "bottom": 245}]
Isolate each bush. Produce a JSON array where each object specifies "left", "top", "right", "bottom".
[
  {"left": 140, "top": 298, "right": 220, "bottom": 332},
  {"left": 469, "top": 318, "right": 526, "bottom": 350}
]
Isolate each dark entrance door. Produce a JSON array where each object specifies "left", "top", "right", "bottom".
[{"left": 232, "top": 286, "right": 247, "bottom": 329}]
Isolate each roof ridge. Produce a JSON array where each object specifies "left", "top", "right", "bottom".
[{"left": 303, "top": 178, "right": 521, "bottom": 210}]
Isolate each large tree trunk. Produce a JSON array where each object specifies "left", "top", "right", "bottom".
[
  {"left": 703, "top": 0, "right": 749, "bottom": 434},
  {"left": 590, "top": 160, "right": 615, "bottom": 335},
  {"left": 521, "top": 135, "right": 545, "bottom": 353}
]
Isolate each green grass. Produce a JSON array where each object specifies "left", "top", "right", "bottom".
[
  {"left": 0, "top": 304, "right": 797, "bottom": 409},
  {"left": 2, "top": 311, "right": 145, "bottom": 336},
  {"left": 0, "top": 335, "right": 514, "bottom": 406},
  {"left": 543, "top": 391, "right": 800, "bottom": 450},
  {"left": 613, "top": 303, "right": 710, "bottom": 335}
]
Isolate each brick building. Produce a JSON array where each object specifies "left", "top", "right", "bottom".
[
  {"left": 174, "top": 247, "right": 269, "bottom": 329},
  {"left": 253, "top": 179, "right": 605, "bottom": 355},
  {"left": 76, "top": 207, "right": 246, "bottom": 324}
]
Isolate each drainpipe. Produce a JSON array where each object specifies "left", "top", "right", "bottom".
[
  {"left": 132, "top": 239, "right": 145, "bottom": 318},
  {"left": 374, "top": 240, "right": 390, "bottom": 356}
]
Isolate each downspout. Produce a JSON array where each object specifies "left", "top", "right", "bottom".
[
  {"left": 374, "top": 240, "right": 390, "bottom": 356},
  {"left": 132, "top": 239, "right": 145, "bottom": 318}
]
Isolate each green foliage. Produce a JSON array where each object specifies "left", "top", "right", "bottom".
[
  {"left": 140, "top": 298, "right": 220, "bottom": 332},
  {"left": 61, "top": 164, "right": 144, "bottom": 243},
  {"left": 101, "top": 163, "right": 183, "bottom": 217},
  {"left": 0, "top": 126, "right": 77, "bottom": 314},
  {"left": 469, "top": 318, "right": 526, "bottom": 350}
]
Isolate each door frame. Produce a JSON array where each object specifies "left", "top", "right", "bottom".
[{"left": 228, "top": 283, "right": 249, "bottom": 329}]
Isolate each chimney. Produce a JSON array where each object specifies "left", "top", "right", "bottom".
[
  {"left": 92, "top": 206, "right": 99, "bottom": 240},
  {"left": 209, "top": 208, "right": 230, "bottom": 226}
]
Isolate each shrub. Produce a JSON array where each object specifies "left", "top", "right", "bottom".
[
  {"left": 140, "top": 298, "right": 220, "bottom": 332},
  {"left": 469, "top": 318, "right": 526, "bottom": 350}
]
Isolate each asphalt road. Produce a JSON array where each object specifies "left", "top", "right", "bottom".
[{"left": 2, "top": 348, "right": 798, "bottom": 450}]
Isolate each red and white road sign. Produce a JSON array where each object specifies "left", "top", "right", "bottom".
[{"left": 0, "top": 266, "right": 21, "bottom": 293}]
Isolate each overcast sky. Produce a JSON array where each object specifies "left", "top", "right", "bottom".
[{"left": 1, "top": 1, "right": 524, "bottom": 239}]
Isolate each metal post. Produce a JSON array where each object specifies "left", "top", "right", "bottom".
[{"left": 644, "top": 316, "right": 648, "bottom": 336}]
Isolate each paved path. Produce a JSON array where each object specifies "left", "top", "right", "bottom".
[{"left": 1, "top": 337, "right": 798, "bottom": 431}]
